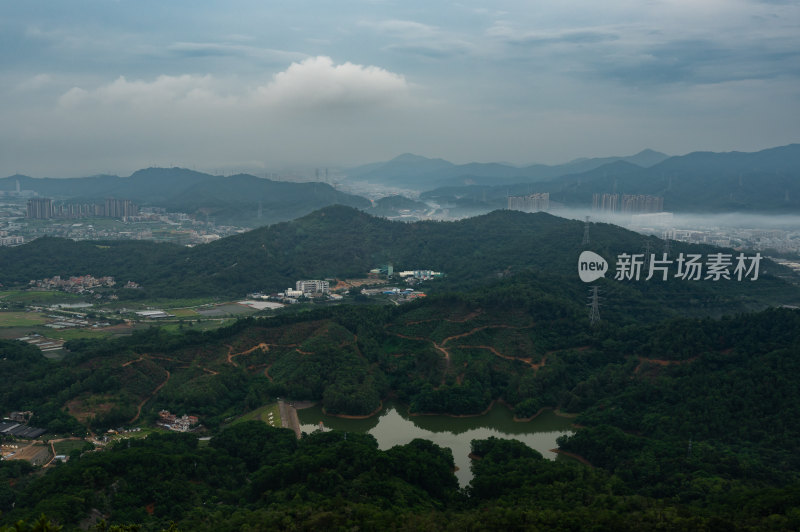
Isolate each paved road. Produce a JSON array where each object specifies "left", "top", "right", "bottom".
[{"left": 278, "top": 400, "right": 301, "bottom": 439}]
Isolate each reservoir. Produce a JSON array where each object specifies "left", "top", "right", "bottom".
[{"left": 298, "top": 402, "right": 574, "bottom": 486}]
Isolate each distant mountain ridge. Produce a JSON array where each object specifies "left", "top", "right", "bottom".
[
  {"left": 421, "top": 144, "right": 800, "bottom": 213},
  {"left": 4, "top": 143, "right": 799, "bottom": 220},
  {"left": 346, "top": 149, "right": 671, "bottom": 189},
  {"left": 0, "top": 168, "right": 371, "bottom": 226}
]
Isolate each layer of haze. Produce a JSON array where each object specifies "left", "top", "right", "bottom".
[{"left": 2, "top": 0, "right": 799, "bottom": 177}]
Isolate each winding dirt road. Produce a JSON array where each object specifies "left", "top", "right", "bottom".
[
  {"left": 128, "top": 370, "right": 170, "bottom": 424},
  {"left": 389, "top": 323, "right": 539, "bottom": 383}
]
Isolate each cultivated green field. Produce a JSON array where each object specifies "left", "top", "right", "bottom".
[
  {"left": 0, "top": 311, "right": 49, "bottom": 327},
  {"left": 43, "top": 328, "right": 120, "bottom": 341},
  {"left": 169, "top": 308, "right": 200, "bottom": 317},
  {"left": 157, "top": 318, "right": 238, "bottom": 333},
  {"left": 0, "top": 290, "right": 83, "bottom": 305},
  {"left": 52, "top": 440, "right": 91, "bottom": 456},
  {"left": 104, "top": 297, "right": 224, "bottom": 311}
]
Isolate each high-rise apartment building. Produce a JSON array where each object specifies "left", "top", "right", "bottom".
[
  {"left": 26, "top": 198, "right": 53, "bottom": 219},
  {"left": 507, "top": 193, "right": 550, "bottom": 212},
  {"left": 621, "top": 194, "right": 664, "bottom": 214},
  {"left": 592, "top": 193, "right": 619, "bottom": 212}
]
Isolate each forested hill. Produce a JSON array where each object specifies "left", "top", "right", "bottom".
[
  {"left": 0, "top": 168, "right": 371, "bottom": 226},
  {"left": 1, "top": 205, "right": 798, "bottom": 310},
  {"left": 423, "top": 143, "right": 800, "bottom": 213},
  {"left": 346, "top": 149, "right": 670, "bottom": 188},
  {"left": 549, "top": 143, "right": 800, "bottom": 212},
  {"left": 4, "top": 281, "right": 800, "bottom": 529}
]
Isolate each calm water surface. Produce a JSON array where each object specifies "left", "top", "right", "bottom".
[{"left": 298, "top": 403, "right": 574, "bottom": 485}]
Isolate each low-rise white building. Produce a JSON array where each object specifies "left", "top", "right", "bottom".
[
  {"left": 296, "top": 280, "right": 330, "bottom": 294},
  {"left": 135, "top": 310, "right": 170, "bottom": 319}
]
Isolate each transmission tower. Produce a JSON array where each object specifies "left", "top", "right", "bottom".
[
  {"left": 582, "top": 216, "right": 590, "bottom": 245},
  {"left": 588, "top": 286, "right": 601, "bottom": 326}
]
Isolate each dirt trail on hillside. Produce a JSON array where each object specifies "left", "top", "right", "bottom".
[
  {"left": 634, "top": 356, "right": 698, "bottom": 374},
  {"left": 389, "top": 324, "right": 535, "bottom": 385},
  {"left": 461, "top": 345, "right": 546, "bottom": 370},
  {"left": 128, "top": 370, "right": 170, "bottom": 424},
  {"left": 123, "top": 354, "right": 217, "bottom": 376},
  {"left": 403, "top": 310, "right": 483, "bottom": 327},
  {"left": 227, "top": 343, "right": 272, "bottom": 367},
  {"left": 122, "top": 356, "right": 144, "bottom": 367}
]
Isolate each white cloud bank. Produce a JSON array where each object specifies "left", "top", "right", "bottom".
[
  {"left": 58, "top": 56, "right": 410, "bottom": 112},
  {"left": 254, "top": 56, "right": 410, "bottom": 109},
  {"left": 2, "top": 57, "right": 419, "bottom": 176}
]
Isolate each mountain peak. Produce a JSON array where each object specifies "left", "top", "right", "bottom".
[
  {"left": 634, "top": 149, "right": 667, "bottom": 157},
  {"left": 389, "top": 153, "right": 447, "bottom": 164},
  {"left": 127, "top": 167, "right": 215, "bottom": 181}
]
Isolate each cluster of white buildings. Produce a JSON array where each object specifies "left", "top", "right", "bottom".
[
  {"left": 662, "top": 227, "right": 800, "bottom": 254},
  {"left": 0, "top": 234, "right": 23, "bottom": 246},
  {"left": 272, "top": 280, "right": 334, "bottom": 302},
  {"left": 508, "top": 193, "right": 550, "bottom": 212},
  {"left": 397, "top": 270, "right": 443, "bottom": 281},
  {"left": 157, "top": 410, "right": 199, "bottom": 432},
  {"left": 30, "top": 274, "right": 116, "bottom": 293}
]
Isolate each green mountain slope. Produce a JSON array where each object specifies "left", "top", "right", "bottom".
[
  {"left": 0, "top": 168, "right": 371, "bottom": 226},
  {"left": 1, "top": 206, "right": 797, "bottom": 311},
  {"left": 424, "top": 144, "right": 800, "bottom": 212},
  {"left": 347, "top": 150, "right": 670, "bottom": 189},
  {"left": 4, "top": 282, "right": 800, "bottom": 529}
]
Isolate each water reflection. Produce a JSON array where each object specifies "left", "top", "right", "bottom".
[{"left": 298, "top": 402, "right": 574, "bottom": 486}]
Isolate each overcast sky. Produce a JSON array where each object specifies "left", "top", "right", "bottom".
[{"left": 2, "top": 0, "right": 799, "bottom": 177}]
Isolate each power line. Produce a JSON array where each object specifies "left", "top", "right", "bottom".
[
  {"left": 582, "top": 216, "right": 590, "bottom": 245},
  {"left": 588, "top": 286, "right": 601, "bottom": 326}
]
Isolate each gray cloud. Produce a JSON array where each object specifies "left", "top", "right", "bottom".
[
  {"left": 384, "top": 43, "right": 471, "bottom": 59},
  {"left": 1, "top": 0, "right": 799, "bottom": 176},
  {"left": 600, "top": 37, "right": 800, "bottom": 86},
  {"left": 362, "top": 18, "right": 475, "bottom": 59},
  {"left": 165, "top": 42, "right": 306, "bottom": 64},
  {"left": 501, "top": 30, "right": 620, "bottom": 46}
]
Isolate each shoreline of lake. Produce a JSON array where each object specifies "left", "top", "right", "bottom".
[{"left": 297, "top": 401, "right": 575, "bottom": 486}]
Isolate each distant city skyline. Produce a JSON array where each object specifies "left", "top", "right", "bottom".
[{"left": 2, "top": 0, "right": 798, "bottom": 177}]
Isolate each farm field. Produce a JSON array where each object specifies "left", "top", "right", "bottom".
[
  {"left": 52, "top": 439, "right": 91, "bottom": 456},
  {"left": 169, "top": 308, "right": 200, "bottom": 317},
  {"left": 0, "top": 311, "right": 49, "bottom": 327},
  {"left": 196, "top": 303, "right": 258, "bottom": 317},
  {"left": 0, "top": 290, "right": 83, "bottom": 305}
]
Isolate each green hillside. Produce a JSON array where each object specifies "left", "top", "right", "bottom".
[
  {"left": 3, "top": 277, "right": 800, "bottom": 529},
  {"left": 0, "top": 168, "right": 372, "bottom": 226},
  {"left": 346, "top": 150, "right": 670, "bottom": 189},
  {"left": 423, "top": 144, "right": 800, "bottom": 213},
  {"left": 1, "top": 206, "right": 798, "bottom": 314}
]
